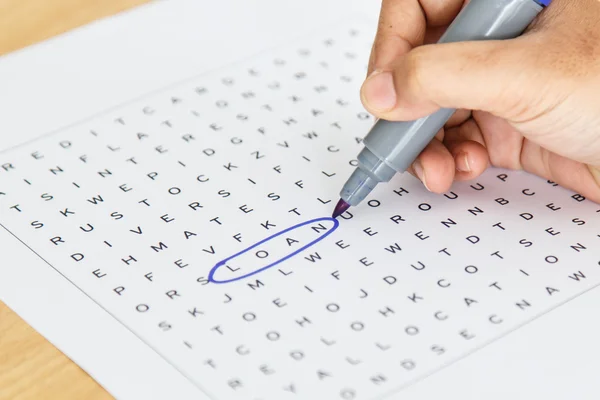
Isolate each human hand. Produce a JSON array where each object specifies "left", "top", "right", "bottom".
[{"left": 360, "top": 0, "right": 600, "bottom": 202}]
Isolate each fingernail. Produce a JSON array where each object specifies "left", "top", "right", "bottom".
[
  {"left": 362, "top": 71, "right": 396, "bottom": 111},
  {"left": 412, "top": 160, "right": 430, "bottom": 191},
  {"left": 456, "top": 152, "right": 471, "bottom": 172}
]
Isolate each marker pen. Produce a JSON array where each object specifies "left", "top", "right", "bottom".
[{"left": 333, "top": 0, "right": 551, "bottom": 218}]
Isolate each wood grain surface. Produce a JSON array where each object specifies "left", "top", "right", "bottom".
[{"left": 0, "top": 1, "right": 149, "bottom": 398}]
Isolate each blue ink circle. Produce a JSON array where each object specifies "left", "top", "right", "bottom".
[{"left": 208, "top": 217, "right": 339, "bottom": 284}]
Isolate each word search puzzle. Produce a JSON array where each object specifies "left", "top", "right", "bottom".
[{"left": 1, "top": 20, "right": 600, "bottom": 400}]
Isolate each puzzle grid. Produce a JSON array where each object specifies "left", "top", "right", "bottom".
[{"left": 1, "top": 20, "right": 599, "bottom": 400}]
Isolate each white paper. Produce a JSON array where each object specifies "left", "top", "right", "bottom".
[{"left": 1, "top": 1, "right": 600, "bottom": 399}]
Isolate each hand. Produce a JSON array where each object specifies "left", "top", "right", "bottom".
[{"left": 360, "top": 0, "right": 600, "bottom": 202}]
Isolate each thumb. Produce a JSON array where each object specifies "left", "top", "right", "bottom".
[{"left": 360, "top": 37, "right": 541, "bottom": 122}]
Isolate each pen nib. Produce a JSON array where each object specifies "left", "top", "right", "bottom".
[{"left": 332, "top": 198, "right": 350, "bottom": 219}]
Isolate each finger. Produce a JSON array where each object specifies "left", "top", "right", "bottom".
[
  {"left": 407, "top": 128, "right": 446, "bottom": 175},
  {"left": 520, "top": 140, "right": 600, "bottom": 203},
  {"left": 448, "top": 140, "right": 489, "bottom": 181},
  {"left": 444, "top": 115, "right": 488, "bottom": 150},
  {"left": 423, "top": 0, "right": 472, "bottom": 44},
  {"left": 435, "top": 128, "right": 445, "bottom": 142},
  {"left": 419, "top": 0, "right": 466, "bottom": 26},
  {"left": 367, "top": 0, "right": 423, "bottom": 75},
  {"left": 472, "top": 111, "right": 525, "bottom": 170},
  {"left": 368, "top": 0, "right": 465, "bottom": 74},
  {"left": 444, "top": 119, "right": 490, "bottom": 181},
  {"left": 409, "top": 137, "right": 456, "bottom": 193},
  {"left": 446, "top": 109, "right": 471, "bottom": 128},
  {"left": 423, "top": 26, "right": 448, "bottom": 45},
  {"left": 361, "top": 37, "right": 541, "bottom": 120}
]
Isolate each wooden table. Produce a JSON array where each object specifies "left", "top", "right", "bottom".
[{"left": 0, "top": 2, "right": 149, "bottom": 398}]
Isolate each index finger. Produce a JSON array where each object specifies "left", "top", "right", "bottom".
[{"left": 368, "top": 0, "right": 466, "bottom": 75}]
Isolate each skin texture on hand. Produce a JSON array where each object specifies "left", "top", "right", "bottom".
[{"left": 360, "top": 0, "right": 600, "bottom": 203}]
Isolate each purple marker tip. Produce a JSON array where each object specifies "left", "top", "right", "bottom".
[{"left": 332, "top": 198, "right": 350, "bottom": 219}]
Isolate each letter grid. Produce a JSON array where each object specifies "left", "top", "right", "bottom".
[{"left": 1, "top": 21, "right": 599, "bottom": 400}]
